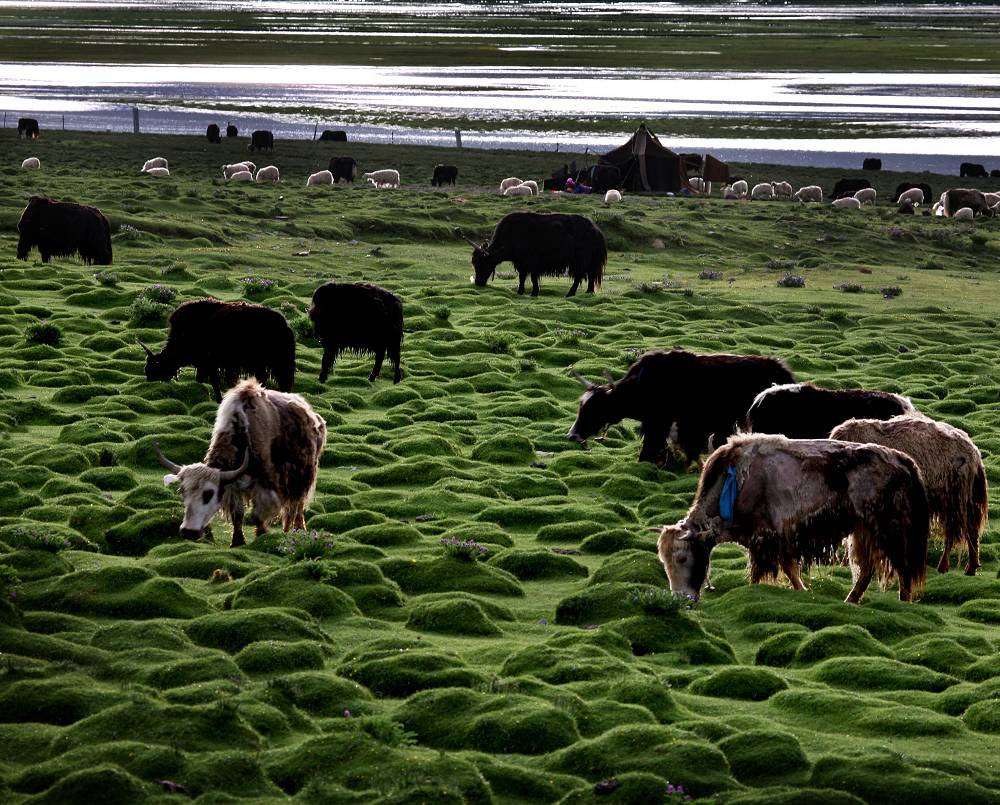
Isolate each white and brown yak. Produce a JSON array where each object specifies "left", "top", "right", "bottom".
[
  {"left": 831, "top": 415, "right": 987, "bottom": 575},
  {"left": 657, "top": 433, "right": 929, "bottom": 604},
  {"left": 156, "top": 378, "right": 327, "bottom": 547}
]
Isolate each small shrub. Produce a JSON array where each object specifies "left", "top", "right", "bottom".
[
  {"left": 94, "top": 270, "right": 118, "bottom": 286},
  {"left": 137, "top": 284, "right": 177, "bottom": 305},
  {"left": 626, "top": 586, "right": 696, "bottom": 616},
  {"left": 275, "top": 529, "right": 337, "bottom": 560},
  {"left": 440, "top": 537, "right": 490, "bottom": 562},
  {"left": 698, "top": 269, "right": 723, "bottom": 280},
  {"left": 766, "top": 258, "right": 796, "bottom": 271},
  {"left": 518, "top": 358, "right": 536, "bottom": 373},
  {"left": 290, "top": 316, "right": 316, "bottom": 343},
  {"left": 25, "top": 322, "right": 62, "bottom": 346},
  {"left": 834, "top": 282, "right": 864, "bottom": 293},
  {"left": 776, "top": 273, "right": 805, "bottom": 288},
  {"left": 6, "top": 526, "right": 71, "bottom": 552},
  {"left": 128, "top": 297, "right": 172, "bottom": 326},
  {"left": 880, "top": 285, "right": 903, "bottom": 299},
  {"left": 637, "top": 281, "right": 661, "bottom": 294},
  {"left": 621, "top": 347, "right": 643, "bottom": 366},
  {"left": 432, "top": 305, "right": 451, "bottom": 321},
  {"left": 239, "top": 276, "right": 275, "bottom": 298},
  {"left": 486, "top": 334, "right": 513, "bottom": 355}
]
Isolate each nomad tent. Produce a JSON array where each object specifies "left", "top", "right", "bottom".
[{"left": 599, "top": 123, "right": 730, "bottom": 192}]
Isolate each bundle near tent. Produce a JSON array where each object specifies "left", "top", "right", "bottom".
[
  {"left": 598, "top": 123, "right": 690, "bottom": 193},
  {"left": 703, "top": 154, "right": 731, "bottom": 185}
]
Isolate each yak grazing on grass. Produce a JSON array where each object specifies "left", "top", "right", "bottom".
[
  {"left": 141, "top": 299, "right": 295, "bottom": 403},
  {"left": 568, "top": 349, "right": 795, "bottom": 465},
  {"left": 469, "top": 212, "right": 606, "bottom": 297},
  {"left": 309, "top": 282, "right": 403, "bottom": 384},
  {"left": 746, "top": 382, "right": 916, "bottom": 439},
  {"left": 831, "top": 415, "right": 987, "bottom": 575},
  {"left": 16, "top": 196, "right": 112, "bottom": 265},
  {"left": 157, "top": 378, "right": 326, "bottom": 547},
  {"left": 657, "top": 433, "right": 929, "bottom": 604}
]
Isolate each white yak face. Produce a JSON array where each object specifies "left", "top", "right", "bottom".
[
  {"left": 164, "top": 464, "right": 223, "bottom": 538},
  {"left": 657, "top": 524, "right": 712, "bottom": 602}
]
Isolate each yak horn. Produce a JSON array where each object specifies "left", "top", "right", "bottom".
[
  {"left": 137, "top": 338, "right": 154, "bottom": 357},
  {"left": 571, "top": 370, "right": 594, "bottom": 388},
  {"left": 463, "top": 236, "right": 483, "bottom": 250},
  {"left": 218, "top": 450, "right": 250, "bottom": 482},
  {"left": 154, "top": 442, "right": 181, "bottom": 473},
  {"left": 602, "top": 370, "right": 615, "bottom": 382}
]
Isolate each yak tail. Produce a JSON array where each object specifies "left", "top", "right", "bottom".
[
  {"left": 972, "top": 460, "right": 989, "bottom": 536},
  {"left": 591, "top": 226, "right": 607, "bottom": 290},
  {"left": 896, "top": 464, "right": 930, "bottom": 599}
]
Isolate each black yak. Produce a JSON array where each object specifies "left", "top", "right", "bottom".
[
  {"left": 17, "top": 117, "right": 39, "bottom": 139},
  {"left": 568, "top": 349, "right": 795, "bottom": 464},
  {"left": 469, "top": 212, "right": 606, "bottom": 297},
  {"left": 309, "top": 282, "right": 403, "bottom": 384},
  {"left": 746, "top": 382, "right": 916, "bottom": 439},
  {"left": 248, "top": 130, "right": 274, "bottom": 152},
  {"left": 329, "top": 156, "right": 357, "bottom": 183},
  {"left": 16, "top": 196, "right": 112, "bottom": 265},
  {"left": 943, "top": 188, "right": 993, "bottom": 218},
  {"left": 657, "top": 433, "right": 929, "bottom": 604},
  {"left": 157, "top": 379, "right": 326, "bottom": 547},
  {"left": 226, "top": 123, "right": 238, "bottom": 138},
  {"left": 432, "top": 164, "right": 458, "bottom": 186},
  {"left": 206, "top": 123, "right": 221, "bottom": 143},
  {"left": 140, "top": 299, "right": 295, "bottom": 403},
  {"left": 894, "top": 182, "right": 932, "bottom": 205},
  {"left": 831, "top": 178, "right": 872, "bottom": 199},
  {"left": 319, "top": 130, "right": 347, "bottom": 142},
  {"left": 960, "top": 162, "right": 988, "bottom": 179},
  {"left": 862, "top": 157, "right": 882, "bottom": 171}
]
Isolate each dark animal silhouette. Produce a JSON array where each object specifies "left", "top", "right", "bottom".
[
  {"left": 568, "top": 349, "right": 795, "bottom": 464},
  {"left": 319, "top": 130, "right": 347, "bottom": 142},
  {"left": 206, "top": 123, "right": 221, "bottom": 143},
  {"left": 226, "top": 123, "right": 238, "bottom": 138},
  {"left": 248, "top": 130, "right": 274, "bottom": 152},
  {"left": 16, "top": 196, "right": 112, "bottom": 265},
  {"left": 944, "top": 188, "right": 993, "bottom": 217},
  {"left": 140, "top": 299, "right": 295, "bottom": 402},
  {"left": 432, "top": 164, "right": 458, "bottom": 186},
  {"left": 17, "top": 117, "right": 39, "bottom": 138},
  {"left": 893, "top": 182, "right": 933, "bottom": 204},
  {"left": 329, "top": 156, "right": 357, "bottom": 183},
  {"left": 831, "top": 178, "right": 872, "bottom": 199},
  {"left": 862, "top": 157, "right": 882, "bottom": 170},
  {"left": 587, "top": 164, "right": 622, "bottom": 193},
  {"left": 960, "top": 162, "right": 988, "bottom": 179},
  {"left": 469, "top": 212, "right": 606, "bottom": 297},
  {"left": 309, "top": 282, "right": 403, "bottom": 384}
]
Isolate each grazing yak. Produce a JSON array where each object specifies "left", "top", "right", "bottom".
[
  {"left": 432, "top": 164, "right": 459, "bottom": 186},
  {"left": 831, "top": 415, "right": 987, "bottom": 575},
  {"left": 863, "top": 157, "right": 882, "bottom": 170},
  {"left": 157, "top": 379, "right": 326, "bottom": 547},
  {"left": 568, "top": 349, "right": 795, "bottom": 465},
  {"left": 248, "top": 129, "right": 274, "bottom": 152},
  {"left": 831, "top": 178, "right": 872, "bottom": 199},
  {"left": 746, "top": 382, "right": 915, "bottom": 439},
  {"left": 309, "top": 281, "right": 403, "bottom": 384},
  {"left": 206, "top": 123, "right": 221, "bottom": 143},
  {"left": 141, "top": 299, "right": 295, "bottom": 403},
  {"left": 16, "top": 196, "right": 112, "bottom": 265},
  {"left": 17, "top": 117, "right": 39, "bottom": 139},
  {"left": 329, "top": 156, "right": 357, "bottom": 183},
  {"left": 469, "top": 212, "right": 606, "bottom": 297},
  {"left": 943, "top": 188, "right": 993, "bottom": 218},
  {"left": 960, "top": 162, "right": 988, "bottom": 179},
  {"left": 319, "top": 129, "right": 347, "bottom": 142},
  {"left": 226, "top": 123, "right": 238, "bottom": 137},
  {"left": 657, "top": 433, "right": 929, "bottom": 604}
]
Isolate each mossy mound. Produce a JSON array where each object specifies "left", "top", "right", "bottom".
[
  {"left": 265, "top": 671, "right": 375, "bottom": 717},
  {"left": 589, "top": 550, "right": 668, "bottom": 587},
  {"left": 554, "top": 582, "right": 660, "bottom": 626},
  {"left": 920, "top": 574, "right": 1000, "bottom": 604},
  {"left": 19, "top": 764, "right": 152, "bottom": 805},
  {"left": 957, "top": 598, "right": 1000, "bottom": 624},
  {"left": 234, "top": 639, "right": 327, "bottom": 674},
  {"left": 0, "top": 675, "right": 121, "bottom": 725},
  {"left": 755, "top": 630, "right": 808, "bottom": 667},
  {"left": 689, "top": 667, "right": 788, "bottom": 701},
  {"left": 18, "top": 565, "right": 209, "bottom": 619},
  {"left": 378, "top": 555, "right": 524, "bottom": 596},
  {"left": 338, "top": 639, "right": 488, "bottom": 697},
  {"left": 406, "top": 599, "right": 503, "bottom": 637},
  {"left": 90, "top": 619, "right": 194, "bottom": 652},
  {"left": 535, "top": 520, "right": 607, "bottom": 543},
  {"left": 340, "top": 522, "right": 423, "bottom": 547},
  {"left": 717, "top": 730, "right": 810, "bottom": 784},
  {"left": 717, "top": 788, "right": 867, "bottom": 805},
  {"left": 307, "top": 509, "right": 386, "bottom": 533},
  {"left": 471, "top": 433, "right": 535, "bottom": 464},
  {"left": 500, "top": 640, "right": 634, "bottom": 685},
  {"left": 230, "top": 563, "right": 362, "bottom": 619},
  {"left": 184, "top": 608, "right": 328, "bottom": 653},
  {"left": 144, "top": 652, "right": 245, "bottom": 689},
  {"left": 0, "top": 548, "right": 75, "bottom": 582},
  {"left": 77, "top": 467, "right": 138, "bottom": 491},
  {"left": 473, "top": 756, "right": 583, "bottom": 805},
  {"left": 792, "top": 625, "right": 893, "bottom": 666},
  {"left": 17, "top": 445, "right": 94, "bottom": 475},
  {"left": 396, "top": 687, "right": 580, "bottom": 754},
  {"left": 553, "top": 772, "right": 670, "bottom": 805},
  {"left": 103, "top": 508, "right": 185, "bottom": 556},
  {"left": 894, "top": 636, "right": 980, "bottom": 676},
  {"left": 963, "top": 700, "right": 1000, "bottom": 733},
  {"left": 580, "top": 528, "right": 655, "bottom": 554},
  {"left": 488, "top": 549, "right": 589, "bottom": 580},
  {"left": 606, "top": 678, "right": 684, "bottom": 724},
  {"left": 810, "top": 657, "right": 958, "bottom": 692},
  {"left": 314, "top": 558, "right": 405, "bottom": 613},
  {"left": 611, "top": 615, "right": 736, "bottom": 664},
  {"left": 145, "top": 545, "right": 264, "bottom": 580}
]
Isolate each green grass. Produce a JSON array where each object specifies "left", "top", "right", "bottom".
[{"left": 2, "top": 129, "right": 1000, "bottom": 803}]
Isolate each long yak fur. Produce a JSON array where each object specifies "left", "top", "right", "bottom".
[
  {"left": 831, "top": 415, "right": 987, "bottom": 575},
  {"left": 676, "top": 433, "right": 929, "bottom": 602}
]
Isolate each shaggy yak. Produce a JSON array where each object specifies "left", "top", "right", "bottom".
[
  {"left": 657, "top": 433, "right": 929, "bottom": 604},
  {"left": 831, "top": 415, "right": 987, "bottom": 575},
  {"left": 16, "top": 196, "right": 112, "bottom": 265},
  {"left": 746, "top": 382, "right": 916, "bottom": 439},
  {"left": 141, "top": 299, "right": 295, "bottom": 403},
  {"left": 468, "top": 212, "right": 607, "bottom": 297},
  {"left": 157, "top": 379, "right": 327, "bottom": 547},
  {"left": 568, "top": 349, "right": 795, "bottom": 464},
  {"left": 309, "top": 281, "right": 403, "bottom": 384}
]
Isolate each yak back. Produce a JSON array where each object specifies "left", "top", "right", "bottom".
[
  {"left": 944, "top": 188, "right": 990, "bottom": 217},
  {"left": 483, "top": 212, "right": 607, "bottom": 276},
  {"left": 309, "top": 282, "right": 403, "bottom": 355},
  {"left": 17, "top": 196, "right": 112, "bottom": 265}
]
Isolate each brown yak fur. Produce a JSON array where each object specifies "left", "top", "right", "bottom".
[
  {"left": 831, "top": 415, "right": 987, "bottom": 575},
  {"left": 660, "top": 433, "right": 929, "bottom": 604},
  {"left": 205, "top": 378, "right": 326, "bottom": 545}
]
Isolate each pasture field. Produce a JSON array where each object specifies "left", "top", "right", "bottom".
[{"left": 3, "top": 131, "right": 1000, "bottom": 804}]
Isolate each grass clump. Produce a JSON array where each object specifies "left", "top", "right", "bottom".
[
  {"left": 717, "top": 729, "right": 810, "bottom": 784},
  {"left": 689, "top": 667, "right": 788, "bottom": 701},
  {"left": 25, "top": 321, "right": 63, "bottom": 346},
  {"left": 488, "top": 549, "right": 588, "bottom": 580},
  {"left": 406, "top": 598, "right": 503, "bottom": 636}
]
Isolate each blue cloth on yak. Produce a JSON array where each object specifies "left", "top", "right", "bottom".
[{"left": 720, "top": 466, "right": 738, "bottom": 524}]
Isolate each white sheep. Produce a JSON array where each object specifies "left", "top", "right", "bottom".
[
  {"left": 729, "top": 180, "right": 748, "bottom": 198},
  {"left": 518, "top": 180, "right": 538, "bottom": 195},
  {"left": 142, "top": 157, "right": 168, "bottom": 172},
  {"left": 853, "top": 188, "right": 877, "bottom": 206},
  {"left": 228, "top": 170, "right": 253, "bottom": 182},
  {"left": 144, "top": 167, "right": 171, "bottom": 178},
  {"left": 306, "top": 169, "right": 334, "bottom": 186},
  {"left": 503, "top": 184, "right": 534, "bottom": 197},
  {"left": 20, "top": 157, "right": 40, "bottom": 169},
  {"left": 363, "top": 169, "right": 400, "bottom": 189},
  {"left": 953, "top": 207, "right": 975, "bottom": 220},
  {"left": 896, "top": 187, "right": 923, "bottom": 206},
  {"left": 794, "top": 185, "right": 823, "bottom": 203},
  {"left": 499, "top": 176, "right": 523, "bottom": 194},
  {"left": 255, "top": 165, "right": 280, "bottom": 183},
  {"left": 604, "top": 189, "right": 622, "bottom": 204},
  {"left": 771, "top": 181, "right": 793, "bottom": 198},
  {"left": 242, "top": 160, "right": 256, "bottom": 175},
  {"left": 751, "top": 182, "right": 774, "bottom": 200},
  {"left": 832, "top": 197, "right": 862, "bottom": 210},
  {"left": 689, "top": 177, "right": 711, "bottom": 195},
  {"left": 223, "top": 162, "right": 254, "bottom": 179},
  {"left": 722, "top": 187, "right": 739, "bottom": 200},
  {"left": 932, "top": 201, "right": 944, "bottom": 216}
]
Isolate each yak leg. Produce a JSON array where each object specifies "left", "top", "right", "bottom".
[
  {"left": 965, "top": 533, "right": 981, "bottom": 576},
  {"left": 782, "top": 559, "right": 806, "bottom": 591},
  {"left": 318, "top": 347, "right": 339, "bottom": 383},
  {"left": 639, "top": 426, "right": 669, "bottom": 464},
  {"left": 937, "top": 546, "right": 951, "bottom": 574},
  {"left": 229, "top": 498, "right": 246, "bottom": 548},
  {"left": 205, "top": 367, "right": 223, "bottom": 403},
  {"left": 565, "top": 275, "right": 581, "bottom": 297},
  {"left": 844, "top": 535, "right": 874, "bottom": 604},
  {"left": 369, "top": 349, "right": 385, "bottom": 382},
  {"left": 530, "top": 272, "right": 541, "bottom": 297},
  {"left": 516, "top": 270, "right": 527, "bottom": 295},
  {"left": 389, "top": 342, "right": 402, "bottom": 384}
]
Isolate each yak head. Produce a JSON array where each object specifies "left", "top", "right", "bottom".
[
  {"left": 467, "top": 239, "right": 496, "bottom": 287},
  {"left": 139, "top": 340, "right": 177, "bottom": 382},
  {"left": 567, "top": 371, "right": 617, "bottom": 447},
  {"left": 156, "top": 443, "right": 249, "bottom": 539},
  {"left": 657, "top": 522, "right": 716, "bottom": 602}
]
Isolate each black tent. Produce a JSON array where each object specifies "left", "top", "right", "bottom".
[{"left": 598, "top": 124, "right": 691, "bottom": 193}]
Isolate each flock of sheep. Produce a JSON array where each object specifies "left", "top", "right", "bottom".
[{"left": 134, "top": 156, "right": 399, "bottom": 188}]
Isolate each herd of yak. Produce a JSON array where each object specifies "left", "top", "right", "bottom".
[{"left": 11, "top": 188, "right": 989, "bottom": 608}]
